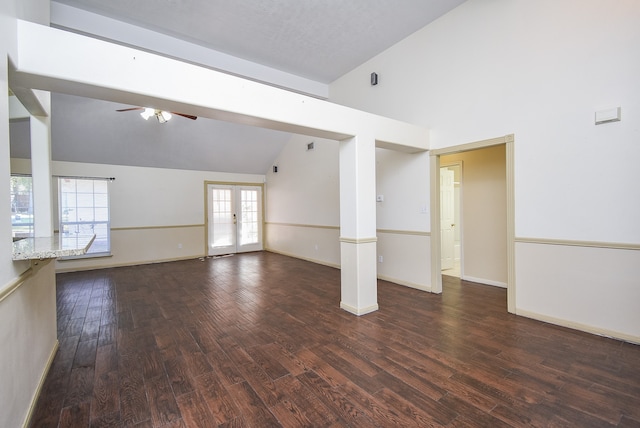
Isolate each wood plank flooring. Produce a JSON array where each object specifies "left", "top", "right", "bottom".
[{"left": 30, "top": 252, "right": 640, "bottom": 427}]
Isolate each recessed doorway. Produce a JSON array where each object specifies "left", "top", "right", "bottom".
[
  {"left": 440, "top": 162, "right": 461, "bottom": 278},
  {"left": 430, "top": 135, "right": 515, "bottom": 313}
]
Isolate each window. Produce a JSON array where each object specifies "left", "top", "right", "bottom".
[
  {"left": 10, "top": 175, "right": 34, "bottom": 239},
  {"left": 59, "top": 177, "right": 110, "bottom": 257}
]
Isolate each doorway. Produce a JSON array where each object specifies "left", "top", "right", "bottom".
[
  {"left": 205, "top": 182, "right": 264, "bottom": 256},
  {"left": 430, "top": 135, "right": 515, "bottom": 313}
]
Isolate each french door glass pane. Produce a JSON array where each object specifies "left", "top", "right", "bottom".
[
  {"left": 211, "top": 188, "right": 234, "bottom": 248},
  {"left": 239, "top": 189, "right": 259, "bottom": 245}
]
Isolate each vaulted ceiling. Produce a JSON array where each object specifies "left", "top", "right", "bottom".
[{"left": 11, "top": 1, "right": 466, "bottom": 174}]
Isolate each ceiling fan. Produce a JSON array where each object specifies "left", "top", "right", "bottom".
[{"left": 116, "top": 107, "right": 197, "bottom": 123}]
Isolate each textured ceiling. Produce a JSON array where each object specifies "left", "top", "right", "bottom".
[{"left": 52, "top": 0, "right": 466, "bottom": 83}]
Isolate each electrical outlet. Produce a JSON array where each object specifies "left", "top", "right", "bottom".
[
  {"left": 378, "top": 255, "right": 383, "bottom": 263},
  {"left": 314, "top": 244, "right": 319, "bottom": 251},
  {"left": 178, "top": 243, "right": 182, "bottom": 249}
]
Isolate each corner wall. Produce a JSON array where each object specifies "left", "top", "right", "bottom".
[
  {"left": 265, "top": 135, "right": 432, "bottom": 290},
  {"left": 329, "top": 0, "right": 640, "bottom": 342},
  {"left": 265, "top": 135, "right": 341, "bottom": 266}
]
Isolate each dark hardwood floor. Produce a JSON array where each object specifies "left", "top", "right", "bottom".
[{"left": 30, "top": 252, "right": 639, "bottom": 427}]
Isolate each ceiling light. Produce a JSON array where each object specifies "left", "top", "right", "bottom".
[
  {"left": 140, "top": 107, "right": 155, "bottom": 120},
  {"left": 159, "top": 111, "right": 172, "bottom": 123},
  {"left": 139, "top": 108, "right": 173, "bottom": 123}
]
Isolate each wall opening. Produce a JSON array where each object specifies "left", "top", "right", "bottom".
[{"left": 430, "top": 135, "right": 515, "bottom": 313}]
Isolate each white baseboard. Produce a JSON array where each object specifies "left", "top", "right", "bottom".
[
  {"left": 517, "top": 309, "right": 640, "bottom": 345},
  {"left": 377, "top": 274, "right": 432, "bottom": 292},
  {"left": 340, "top": 301, "right": 379, "bottom": 316},
  {"left": 55, "top": 254, "right": 203, "bottom": 273},
  {"left": 462, "top": 275, "right": 507, "bottom": 288},
  {"left": 264, "top": 248, "right": 340, "bottom": 269}
]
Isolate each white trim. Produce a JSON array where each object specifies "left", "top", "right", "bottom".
[
  {"left": 112, "top": 224, "right": 204, "bottom": 231},
  {"left": 265, "top": 222, "right": 339, "bottom": 230},
  {"left": 517, "top": 309, "right": 640, "bottom": 345},
  {"left": 516, "top": 237, "right": 640, "bottom": 251},
  {"left": 506, "top": 139, "right": 516, "bottom": 313},
  {"left": 461, "top": 275, "right": 507, "bottom": 289},
  {"left": 340, "top": 301, "right": 379, "bottom": 316},
  {"left": 0, "top": 268, "right": 32, "bottom": 303},
  {"left": 55, "top": 255, "right": 201, "bottom": 273},
  {"left": 339, "top": 236, "right": 378, "bottom": 244},
  {"left": 377, "top": 274, "right": 432, "bottom": 292},
  {"left": 430, "top": 154, "right": 441, "bottom": 293},
  {"left": 376, "top": 229, "right": 430, "bottom": 236},
  {"left": 264, "top": 248, "right": 340, "bottom": 269}
]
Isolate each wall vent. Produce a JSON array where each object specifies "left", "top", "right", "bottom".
[{"left": 307, "top": 142, "right": 315, "bottom": 151}]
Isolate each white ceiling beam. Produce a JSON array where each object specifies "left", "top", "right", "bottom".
[
  {"left": 11, "top": 20, "right": 428, "bottom": 152},
  {"left": 50, "top": 3, "right": 329, "bottom": 99}
]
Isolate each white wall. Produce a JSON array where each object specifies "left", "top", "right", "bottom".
[
  {"left": 265, "top": 135, "right": 432, "bottom": 289},
  {"left": 375, "top": 148, "right": 431, "bottom": 289},
  {"left": 330, "top": 0, "right": 640, "bottom": 342},
  {"left": 0, "top": 261, "right": 58, "bottom": 428},
  {"left": 1, "top": 1, "right": 59, "bottom": 426},
  {"left": 265, "top": 135, "right": 341, "bottom": 266},
  {"left": 12, "top": 158, "right": 265, "bottom": 271},
  {"left": 331, "top": 0, "right": 640, "bottom": 244},
  {"left": 1, "top": 0, "right": 26, "bottom": 287},
  {"left": 442, "top": 145, "right": 507, "bottom": 287},
  {"left": 266, "top": 135, "right": 340, "bottom": 227}
]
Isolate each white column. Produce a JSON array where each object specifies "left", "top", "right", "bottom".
[
  {"left": 30, "top": 101, "right": 54, "bottom": 237},
  {"left": 339, "top": 134, "right": 378, "bottom": 315}
]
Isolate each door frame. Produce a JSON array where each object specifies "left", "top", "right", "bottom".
[
  {"left": 204, "top": 181, "right": 265, "bottom": 257},
  {"left": 429, "top": 134, "right": 515, "bottom": 313}
]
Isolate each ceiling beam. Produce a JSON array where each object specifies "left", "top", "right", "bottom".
[
  {"left": 50, "top": 3, "right": 329, "bottom": 99},
  {"left": 11, "top": 20, "right": 429, "bottom": 152}
]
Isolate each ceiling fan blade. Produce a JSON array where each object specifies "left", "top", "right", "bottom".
[
  {"left": 172, "top": 112, "right": 198, "bottom": 120},
  {"left": 116, "top": 107, "right": 144, "bottom": 112}
]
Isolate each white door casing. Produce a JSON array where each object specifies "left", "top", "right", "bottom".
[{"left": 207, "top": 183, "right": 263, "bottom": 256}]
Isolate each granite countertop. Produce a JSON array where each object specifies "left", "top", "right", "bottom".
[{"left": 12, "top": 234, "right": 96, "bottom": 260}]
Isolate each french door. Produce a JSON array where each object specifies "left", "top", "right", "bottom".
[{"left": 206, "top": 184, "right": 263, "bottom": 256}]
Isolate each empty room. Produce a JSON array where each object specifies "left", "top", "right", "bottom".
[{"left": 2, "top": 1, "right": 639, "bottom": 427}]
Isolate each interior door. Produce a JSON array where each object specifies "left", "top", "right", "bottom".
[
  {"left": 207, "top": 184, "right": 263, "bottom": 256},
  {"left": 440, "top": 168, "right": 455, "bottom": 270}
]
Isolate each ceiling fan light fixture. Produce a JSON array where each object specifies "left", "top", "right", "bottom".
[
  {"left": 140, "top": 107, "right": 155, "bottom": 120},
  {"left": 159, "top": 111, "right": 172, "bottom": 123}
]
